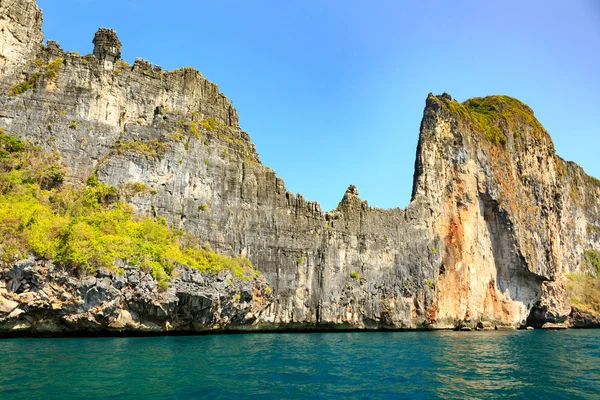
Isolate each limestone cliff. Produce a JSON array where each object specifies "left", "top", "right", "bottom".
[
  {"left": 0, "top": 0, "right": 42, "bottom": 81},
  {"left": 413, "top": 94, "right": 600, "bottom": 328},
  {"left": 0, "top": 0, "right": 598, "bottom": 335}
]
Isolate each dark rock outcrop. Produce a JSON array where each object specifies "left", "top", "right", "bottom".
[
  {"left": 569, "top": 308, "right": 600, "bottom": 328},
  {"left": 92, "top": 28, "right": 122, "bottom": 62},
  {"left": 0, "top": 257, "right": 271, "bottom": 334}
]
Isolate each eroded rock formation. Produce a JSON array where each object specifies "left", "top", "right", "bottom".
[
  {"left": 0, "top": 0, "right": 43, "bottom": 80},
  {"left": 0, "top": 0, "right": 598, "bottom": 335}
]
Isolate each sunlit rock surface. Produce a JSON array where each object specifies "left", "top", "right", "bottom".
[{"left": 0, "top": 0, "right": 598, "bottom": 335}]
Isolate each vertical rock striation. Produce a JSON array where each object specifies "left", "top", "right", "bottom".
[
  {"left": 0, "top": 1, "right": 598, "bottom": 335},
  {"left": 0, "top": 0, "right": 43, "bottom": 83},
  {"left": 413, "top": 94, "right": 600, "bottom": 328}
]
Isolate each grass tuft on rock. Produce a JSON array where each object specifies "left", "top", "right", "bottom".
[
  {"left": 584, "top": 250, "right": 600, "bottom": 276},
  {"left": 8, "top": 72, "right": 40, "bottom": 96},
  {"left": 113, "top": 138, "right": 167, "bottom": 157},
  {"left": 566, "top": 249, "right": 600, "bottom": 314}
]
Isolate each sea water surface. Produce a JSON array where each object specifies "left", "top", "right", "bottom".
[{"left": 0, "top": 329, "right": 598, "bottom": 399}]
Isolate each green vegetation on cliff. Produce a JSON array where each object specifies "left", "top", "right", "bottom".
[
  {"left": 8, "top": 72, "right": 40, "bottom": 96},
  {"left": 113, "top": 138, "right": 167, "bottom": 157},
  {"left": 8, "top": 57, "right": 63, "bottom": 96},
  {"left": 43, "top": 57, "right": 63, "bottom": 79},
  {"left": 567, "top": 250, "right": 600, "bottom": 313},
  {"left": 463, "top": 97, "right": 507, "bottom": 145},
  {"left": 464, "top": 96, "right": 543, "bottom": 129},
  {"left": 436, "top": 94, "right": 547, "bottom": 147},
  {"left": 200, "top": 117, "right": 218, "bottom": 131},
  {"left": 584, "top": 249, "right": 600, "bottom": 275},
  {"left": 0, "top": 133, "right": 256, "bottom": 289},
  {"left": 567, "top": 274, "right": 600, "bottom": 314}
]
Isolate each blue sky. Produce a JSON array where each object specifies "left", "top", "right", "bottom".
[{"left": 38, "top": 0, "right": 600, "bottom": 211}]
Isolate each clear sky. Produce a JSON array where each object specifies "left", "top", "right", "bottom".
[{"left": 37, "top": 0, "right": 600, "bottom": 211}]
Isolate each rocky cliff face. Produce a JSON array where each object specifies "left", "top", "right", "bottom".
[
  {"left": 413, "top": 94, "right": 600, "bottom": 328},
  {"left": 0, "top": 0, "right": 43, "bottom": 82},
  {"left": 0, "top": 0, "right": 598, "bottom": 335}
]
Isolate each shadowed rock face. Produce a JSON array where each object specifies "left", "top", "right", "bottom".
[
  {"left": 0, "top": 0, "right": 598, "bottom": 335},
  {"left": 92, "top": 28, "right": 122, "bottom": 62}
]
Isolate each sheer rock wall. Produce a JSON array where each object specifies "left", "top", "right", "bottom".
[
  {"left": 0, "top": 0, "right": 43, "bottom": 82},
  {"left": 0, "top": 0, "right": 598, "bottom": 334}
]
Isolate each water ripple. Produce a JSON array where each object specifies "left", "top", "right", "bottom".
[{"left": 0, "top": 330, "right": 598, "bottom": 399}]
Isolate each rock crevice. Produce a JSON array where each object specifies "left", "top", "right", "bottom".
[{"left": 0, "top": 5, "right": 598, "bottom": 334}]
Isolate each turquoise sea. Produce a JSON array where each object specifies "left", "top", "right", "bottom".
[{"left": 0, "top": 329, "right": 598, "bottom": 399}]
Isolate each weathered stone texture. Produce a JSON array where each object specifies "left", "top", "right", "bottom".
[
  {"left": 92, "top": 28, "right": 121, "bottom": 62},
  {"left": 413, "top": 94, "right": 600, "bottom": 328},
  {"left": 0, "top": 2, "right": 599, "bottom": 335},
  {"left": 0, "top": 0, "right": 43, "bottom": 83},
  {"left": 0, "top": 258, "right": 271, "bottom": 334}
]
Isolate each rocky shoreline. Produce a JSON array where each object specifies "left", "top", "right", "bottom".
[
  {"left": 0, "top": 257, "right": 272, "bottom": 336},
  {"left": 0, "top": 257, "right": 596, "bottom": 338},
  {"left": 0, "top": 0, "right": 599, "bottom": 336}
]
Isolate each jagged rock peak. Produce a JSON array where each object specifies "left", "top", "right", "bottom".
[
  {"left": 345, "top": 184, "right": 359, "bottom": 196},
  {"left": 339, "top": 184, "right": 369, "bottom": 211},
  {"left": 341, "top": 184, "right": 360, "bottom": 204},
  {"left": 92, "top": 28, "right": 122, "bottom": 62}
]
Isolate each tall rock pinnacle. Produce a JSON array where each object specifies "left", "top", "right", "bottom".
[{"left": 92, "top": 28, "right": 122, "bottom": 62}]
